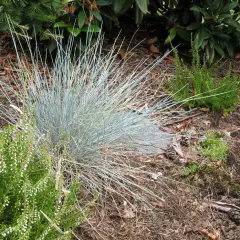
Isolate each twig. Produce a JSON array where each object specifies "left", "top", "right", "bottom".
[
  {"left": 164, "top": 112, "right": 203, "bottom": 126},
  {"left": 205, "top": 200, "right": 240, "bottom": 213}
]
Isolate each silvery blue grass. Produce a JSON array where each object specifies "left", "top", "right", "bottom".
[{"left": 0, "top": 30, "right": 176, "bottom": 199}]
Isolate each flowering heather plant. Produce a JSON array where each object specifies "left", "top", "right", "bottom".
[
  {"left": 0, "top": 120, "right": 87, "bottom": 240},
  {"left": 0, "top": 29, "right": 175, "bottom": 200}
]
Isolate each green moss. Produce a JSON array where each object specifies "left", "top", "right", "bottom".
[
  {"left": 198, "top": 132, "right": 229, "bottom": 162},
  {"left": 182, "top": 162, "right": 200, "bottom": 177}
]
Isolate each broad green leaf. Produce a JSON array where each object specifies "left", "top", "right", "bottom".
[
  {"left": 214, "top": 43, "right": 225, "bottom": 57},
  {"left": 82, "top": 24, "right": 101, "bottom": 32},
  {"left": 213, "top": 33, "right": 230, "bottom": 39},
  {"left": 135, "top": 4, "right": 144, "bottom": 25},
  {"left": 193, "top": 10, "right": 201, "bottom": 22},
  {"left": 221, "top": 2, "right": 238, "bottom": 13},
  {"left": 95, "top": 0, "right": 113, "bottom": 6},
  {"left": 113, "top": 0, "right": 127, "bottom": 14},
  {"left": 120, "top": 0, "right": 135, "bottom": 15},
  {"left": 224, "top": 19, "right": 240, "bottom": 28},
  {"left": 190, "top": 5, "right": 207, "bottom": 16},
  {"left": 204, "top": 16, "right": 214, "bottom": 20},
  {"left": 212, "top": 0, "right": 221, "bottom": 12},
  {"left": 195, "top": 26, "right": 205, "bottom": 49},
  {"left": 135, "top": 0, "right": 148, "bottom": 14},
  {"left": 78, "top": 10, "right": 87, "bottom": 28},
  {"left": 226, "top": 42, "right": 234, "bottom": 57},
  {"left": 54, "top": 22, "right": 69, "bottom": 28},
  {"left": 204, "top": 30, "right": 211, "bottom": 39},
  {"left": 67, "top": 27, "right": 81, "bottom": 37},
  {"left": 187, "top": 22, "right": 200, "bottom": 30},
  {"left": 176, "top": 28, "right": 190, "bottom": 41},
  {"left": 113, "top": 0, "right": 134, "bottom": 15},
  {"left": 218, "top": 14, "right": 232, "bottom": 19},
  {"left": 93, "top": 10, "right": 102, "bottom": 21},
  {"left": 164, "top": 27, "right": 177, "bottom": 44},
  {"left": 205, "top": 45, "right": 215, "bottom": 64},
  {"left": 209, "top": 37, "right": 215, "bottom": 48},
  {"left": 100, "top": 6, "right": 119, "bottom": 25}
]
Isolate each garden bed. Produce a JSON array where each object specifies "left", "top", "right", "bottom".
[{"left": 0, "top": 33, "right": 240, "bottom": 240}]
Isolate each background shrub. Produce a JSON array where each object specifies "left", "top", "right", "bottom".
[
  {"left": 0, "top": 0, "right": 148, "bottom": 39},
  {"left": 161, "top": 0, "right": 240, "bottom": 62},
  {"left": 1, "top": 0, "right": 239, "bottom": 61},
  {"left": 166, "top": 45, "right": 240, "bottom": 126},
  {"left": 0, "top": 121, "right": 87, "bottom": 239}
]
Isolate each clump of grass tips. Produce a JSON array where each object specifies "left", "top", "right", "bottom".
[
  {"left": 0, "top": 29, "right": 177, "bottom": 202},
  {"left": 198, "top": 132, "right": 229, "bottom": 163},
  {"left": 0, "top": 119, "right": 87, "bottom": 239}
]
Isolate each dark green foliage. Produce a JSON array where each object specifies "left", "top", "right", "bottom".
[
  {"left": 0, "top": 0, "right": 148, "bottom": 39},
  {"left": 167, "top": 45, "right": 240, "bottom": 116},
  {"left": 0, "top": 0, "right": 65, "bottom": 36},
  {"left": 1, "top": 0, "right": 239, "bottom": 61},
  {"left": 0, "top": 123, "right": 87, "bottom": 239},
  {"left": 162, "top": 0, "right": 240, "bottom": 62}
]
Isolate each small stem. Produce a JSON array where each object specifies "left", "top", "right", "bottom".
[{"left": 211, "top": 108, "right": 223, "bottom": 128}]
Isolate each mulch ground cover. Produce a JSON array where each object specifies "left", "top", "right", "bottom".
[{"left": 0, "top": 31, "right": 240, "bottom": 240}]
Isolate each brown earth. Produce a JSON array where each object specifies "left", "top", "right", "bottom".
[
  {"left": 1, "top": 32, "right": 240, "bottom": 240},
  {"left": 76, "top": 108, "right": 240, "bottom": 240},
  {"left": 77, "top": 34, "right": 240, "bottom": 240}
]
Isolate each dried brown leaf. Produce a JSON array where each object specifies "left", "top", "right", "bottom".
[
  {"left": 199, "top": 229, "right": 220, "bottom": 240},
  {"left": 149, "top": 44, "right": 160, "bottom": 53},
  {"left": 147, "top": 37, "right": 158, "bottom": 45},
  {"left": 216, "top": 160, "right": 222, "bottom": 167},
  {"left": 119, "top": 49, "right": 127, "bottom": 60}
]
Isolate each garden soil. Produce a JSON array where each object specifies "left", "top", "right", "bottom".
[
  {"left": 1, "top": 33, "right": 240, "bottom": 240},
  {"left": 77, "top": 33, "right": 240, "bottom": 240}
]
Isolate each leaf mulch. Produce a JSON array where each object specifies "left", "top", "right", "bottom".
[
  {"left": 1, "top": 32, "right": 240, "bottom": 240},
  {"left": 77, "top": 107, "right": 240, "bottom": 240},
  {"left": 77, "top": 33, "right": 240, "bottom": 240}
]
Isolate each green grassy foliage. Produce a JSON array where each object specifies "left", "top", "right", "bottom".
[
  {"left": 0, "top": 122, "right": 87, "bottom": 239},
  {"left": 182, "top": 162, "right": 200, "bottom": 177},
  {"left": 167, "top": 46, "right": 240, "bottom": 113},
  {"left": 198, "top": 132, "right": 229, "bottom": 162}
]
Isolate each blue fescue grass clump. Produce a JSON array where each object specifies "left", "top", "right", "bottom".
[
  {"left": 0, "top": 120, "right": 87, "bottom": 239},
  {"left": 0, "top": 30, "right": 174, "bottom": 198}
]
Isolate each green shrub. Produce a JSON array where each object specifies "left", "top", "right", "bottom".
[
  {"left": 0, "top": 122, "right": 87, "bottom": 239},
  {"left": 198, "top": 132, "right": 229, "bottom": 162},
  {"left": 1, "top": 0, "right": 239, "bottom": 61},
  {"left": 162, "top": 0, "right": 240, "bottom": 62},
  {"left": 0, "top": 0, "right": 148, "bottom": 40},
  {"left": 166, "top": 45, "right": 240, "bottom": 126}
]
